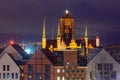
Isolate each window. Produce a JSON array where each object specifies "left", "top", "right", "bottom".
[
  {"left": 97, "top": 64, "right": 103, "bottom": 71},
  {"left": 28, "top": 74, "right": 32, "bottom": 80},
  {"left": 36, "top": 73, "right": 41, "bottom": 80},
  {"left": 11, "top": 73, "right": 14, "bottom": 79},
  {"left": 57, "top": 76, "right": 60, "bottom": 80},
  {"left": 3, "top": 73, "right": 6, "bottom": 79},
  {"left": 99, "top": 72, "right": 103, "bottom": 79},
  {"left": 97, "top": 63, "right": 114, "bottom": 80},
  {"left": 111, "top": 71, "right": 116, "bottom": 79},
  {"left": 28, "top": 65, "right": 33, "bottom": 74},
  {"left": 15, "top": 73, "right": 18, "bottom": 79},
  {"left": 3, "top": 65, "right": 6, "bottom": 71},
  {"left": 57, "top": 69, "right": 60, "bottom": 73},
  {"left": 7, "top": 73, "right": 10, "bottom": 79},
  {"left": 45, "top": 64, "right": 50, "bottom": 80},
  {"left": 3, "top": 65, "right": 10, "bottom": 71},
  {"left": 45, "top": 65, "right": 50, "bottom": 73},
  {"left": 104, "top": 64, "right": 109, "bottom": 70},
  {"left": 62, "top": 69, "right": 65, "bottom": 73},
  {"left": 7, "top": 65, "right": 10, "bottom": 71},
  {"left": 110, "top": 63, "right": 113, "bottom": 70},
  {"left": 62, "top": 76, "right": 65, "bottom": 80},
  {"left": 104, "top": 72, "right": 109, "bottom": 79}
]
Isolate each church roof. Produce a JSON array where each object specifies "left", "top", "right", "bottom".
[{"left": 46, "top": 40, "right": 57, "bottom": 49}]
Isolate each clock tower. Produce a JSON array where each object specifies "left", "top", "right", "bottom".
[{"left": 59, "top": 10, "right": 74, "bottom": 45}]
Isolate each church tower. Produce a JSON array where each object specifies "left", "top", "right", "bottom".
[
  {"left": 59, "top": 10, "right": 74, "bottom": 45},
  {"left": 42, "top": 19, "right": 46, "bottom": 49}
]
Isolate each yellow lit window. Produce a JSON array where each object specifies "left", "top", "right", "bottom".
[
  {"left": 57, "top": 69, "right": 60, "bottom": 73},
  {"left": 62, "top": 69, "right": 65, "bottom": 73},
  {"left": 57, "top": 76, "right": 60, "bottom": 80},
  {"left": 62, "top": 76, "right": 65, "bottom": 80}
]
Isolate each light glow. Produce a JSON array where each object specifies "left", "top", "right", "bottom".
[
  {"left": 9, "top": 40, "right": 14, "bottom": 44},
  {"left": 25, "top": 48, "right": 31, "bottom": 54},
  {"left": 65, "top": 10, "right": 69, "bottom": 14}
]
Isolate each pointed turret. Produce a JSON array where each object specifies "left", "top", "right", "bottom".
[
  {"left": 52, "top": 27, "right": 54, "bottom": 40},
  {"left": 95, "top": 35, "right": 100, "bottom": 47},
  {"left": 42, "top": 19, "right": 46, "bottom": 49},
  {"left": 57, "top": 23, "right": 61, "bottom": 37},
  {"left": 84, "top": 22, "right": 88, "bottom": 55},
  {"left": 42, "top": 19, "right": 46, "bottom": 38},
  {"left": 57, "top": 23, "right": 61, "bottom": 50},
  {"left": 85, "top": 25, "right": 88, "bottom": 38}
]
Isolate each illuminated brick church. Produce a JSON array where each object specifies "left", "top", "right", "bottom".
[
  {"left": 42, "top": 10, "right": 100, "bottom": 53},
  {"left": 23, "top": 10, "right": 101, "bottom": 80}
]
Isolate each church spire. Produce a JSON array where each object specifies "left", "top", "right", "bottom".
[
  {"left": 52, "top": 26, "right": 54, "bottom": 40},
  {"left": 57, "top": 23, "right": 61, "bottom": 37},
  {"left": 84, "top": 21, "right": 88, "bottom": 56},
  {"left": 57, "top": 22, "right": 61, "bottom": 50},
  {"left": 42, "top": 19, "right": 46, "bottom": 38},
  {"left": 42, "top": 19, "right": 46, "bottom": 49},
  {"left": 85, "top": 22, "right": 88, "bottom": 37}
]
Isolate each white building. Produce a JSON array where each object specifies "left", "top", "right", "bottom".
[
  {"left": 0, "top": 53, "right": 20, "bottom": 80},
  {"left": 0, "top": 44, "right": 29, "bottom": 80},
  {"left": 87, "top": 48, "right": 120, "bottom": 80}
]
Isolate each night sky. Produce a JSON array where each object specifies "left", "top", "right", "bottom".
[{"left": 0, "top": 0, "right": 120, "bottom": 45}]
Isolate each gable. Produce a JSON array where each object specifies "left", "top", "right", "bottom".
[
  {"left": 0, "top": 53, "right": 20, "bottom": 71},
  {"left": 88, "top": 48, "right": 120, "bottom": 65},
  {"left": 1, "top": 45, "right": 23, "bottom": 60},
  {"left": 26, "top": 49, "right": 53, "bottom": 65}
]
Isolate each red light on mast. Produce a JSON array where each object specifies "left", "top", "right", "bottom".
[{"left": 9, "top": 40, "right": 14, "bottom": 44}]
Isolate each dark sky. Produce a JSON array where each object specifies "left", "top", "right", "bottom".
[{"left": 0, "top": 0, "right": 120, "bottom": 45}]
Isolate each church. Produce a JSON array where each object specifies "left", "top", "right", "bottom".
[
  {"left": 23, "top": 10, "right": 100, "bottom": 80},
  {"left": 42, "top": 10, "right": 100, "bottom": 54}
]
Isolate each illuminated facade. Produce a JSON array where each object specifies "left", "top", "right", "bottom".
[{"left": 42, "top": 10, "right": 100, "bottom": 53}]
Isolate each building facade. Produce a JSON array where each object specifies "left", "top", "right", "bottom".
[{"left": 87, "top": 48, "right": 120, "bottom": 80}]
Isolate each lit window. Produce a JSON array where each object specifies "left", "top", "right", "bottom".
[
  {"left": 62, "top": 69, "right": 65, "bottom": 73},
  {"left": 62, "top": 76, "right": 65, "bottom": 80},
  {"left": 57, "top": 69, "right": 60, "bottom": 73},
  {"left": 28, "top": 74, "right": 32, "bottom": 80},
  {"left": 57, "top": 76, "right": 60, "bottom": 80}
]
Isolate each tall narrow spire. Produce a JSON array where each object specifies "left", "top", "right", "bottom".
[
  {"left": 42, "top": 19, "right": 46, "bottom": 38},
  {"left": 84, "top": 21, "right": 88, "bottom": 56},
  {"left": 57, "top": 22, "right": 61, "bottom": 50},
  {"left": 42, "top": 19, "right": 46, "bottom": 49},
  {"left": 85, "top": 21, "right": 88, "bottom": 37},
  {"left": 57, "top": 23, "right": 61, "bottom": 37},
  {"left": 52, "top": 26, "right": 54, "bottom": 40}
]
